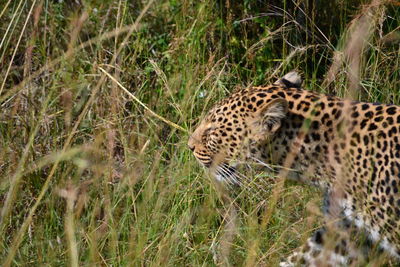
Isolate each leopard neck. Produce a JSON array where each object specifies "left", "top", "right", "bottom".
[{"left": 258, "top": 87, "right": 347, "bottom": 189}]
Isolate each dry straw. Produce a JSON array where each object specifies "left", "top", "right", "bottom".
[
  {"left": 1, "top": 1, "right": 155, "bottom": 265},
  {"left": 99, "top": 67, "right": 187, "bottom": 133}
]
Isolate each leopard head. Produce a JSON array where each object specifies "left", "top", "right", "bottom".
[{"left": 188, "top": 72, "right": 301, "bottom": 182}]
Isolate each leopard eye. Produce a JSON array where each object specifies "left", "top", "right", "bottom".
[
  {"left": 202, "top": 127, "right": 217, "bottom": 142},
  {"left": 201, "top": 127, "right": 213, "bottom": 142}
]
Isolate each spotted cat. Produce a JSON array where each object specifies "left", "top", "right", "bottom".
[{"left": 188, "top": 72, "right": 400, "bottom": 266}]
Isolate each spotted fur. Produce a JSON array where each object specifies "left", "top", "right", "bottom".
[{"left": 188, "top": 72, "right": 400, "bottom": 265}]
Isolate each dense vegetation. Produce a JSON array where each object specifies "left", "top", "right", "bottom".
[{"left": 0, "top": 0, "right": 399, "bottom": 265}]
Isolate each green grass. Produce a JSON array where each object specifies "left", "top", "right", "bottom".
[{"left": 0, "top": 0, "right": 399, "bottom": 266}]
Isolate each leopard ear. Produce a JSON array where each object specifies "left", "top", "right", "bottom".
[
  {"left": 275, "top": 71, "right": 302, "bottom": 88},
  {"left": 255, "top": 98, "right": 288, "bottom": 134},
  {"left": 232, "top": 85, "right": 250, "bottom": 94}
]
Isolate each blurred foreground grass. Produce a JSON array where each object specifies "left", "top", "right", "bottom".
[{"left": 0, "top": 0, "right": 399, "bottom": 266}]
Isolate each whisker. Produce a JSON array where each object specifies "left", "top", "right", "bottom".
[
  {"left": 223, "top": 163, "right": 269, "bottom": 187},
  {"left": 215, "top": 167, "right": 239, "bottom": 187},
  {"left": 217, "top": 166, "right": 242, "bottom": 187},
  {"left": 219, "top": 164, "right": 270, "bottom": 196},
  {"left": 218, "top": 164, "right": 253, "bottom": 190},
  {"left": 248, "top": 156, "right": 297, "bottom": 173},
  {"left": 248, "top": 157, "right": 276, "bottom": 171},
  {"left": 225, "top": 171, "right": 268, "bottom": 200},
  {"left": 219, "top": 166, "right": 248, "bottom": 189}
]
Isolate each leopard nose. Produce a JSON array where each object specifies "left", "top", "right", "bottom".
[{"left": 188, "top": 135, "right": 196, "bottom": 151}]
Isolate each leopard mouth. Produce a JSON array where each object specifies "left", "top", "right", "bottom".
[{"left": 195, "top": 153, "right": 241, "bottom": 185}]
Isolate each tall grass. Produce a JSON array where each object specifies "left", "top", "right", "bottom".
[{"left": 0, "top": 0, "right": 398, "bottom": 266}]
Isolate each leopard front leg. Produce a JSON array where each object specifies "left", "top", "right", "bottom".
[
  {"left": 280, "top": 188, "right": 367, "bottom": 267},
  {"left": 280, "top": 228, "right": 363, "bottom": 267},
  {"left": 279, "top": 229, "right": 321, "bottom": 267}
]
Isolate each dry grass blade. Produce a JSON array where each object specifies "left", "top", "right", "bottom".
[
  {"left": 99, "top": 67, "right": 187, "bottom": 133},
  {"left": 324, "top": 0, "right": 387, "bottom": 96},
  {"left": 0, "top": 1, "right": 24, "bottom": 53},
  {"left": 0, "top": 92, "right": 51, "bottom": 237},
  {"left": 0, "top": 23, "right": 145, "bottom": 105},
  {"left": 0, "top": 0, "right": 38, "bottom": 95},
  {"left": 1, "top": 1, "right": 155, "bottom": 265},
  {"left": 0, "top": 0, "right": 12, "bottom": 20},
  {"left": 59, "top": 186, "right": 79, "bottom": 267}
]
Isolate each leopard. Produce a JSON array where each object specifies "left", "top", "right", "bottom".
[{"left": 188, "top": 72, "right": 400, "bottom": 266}]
